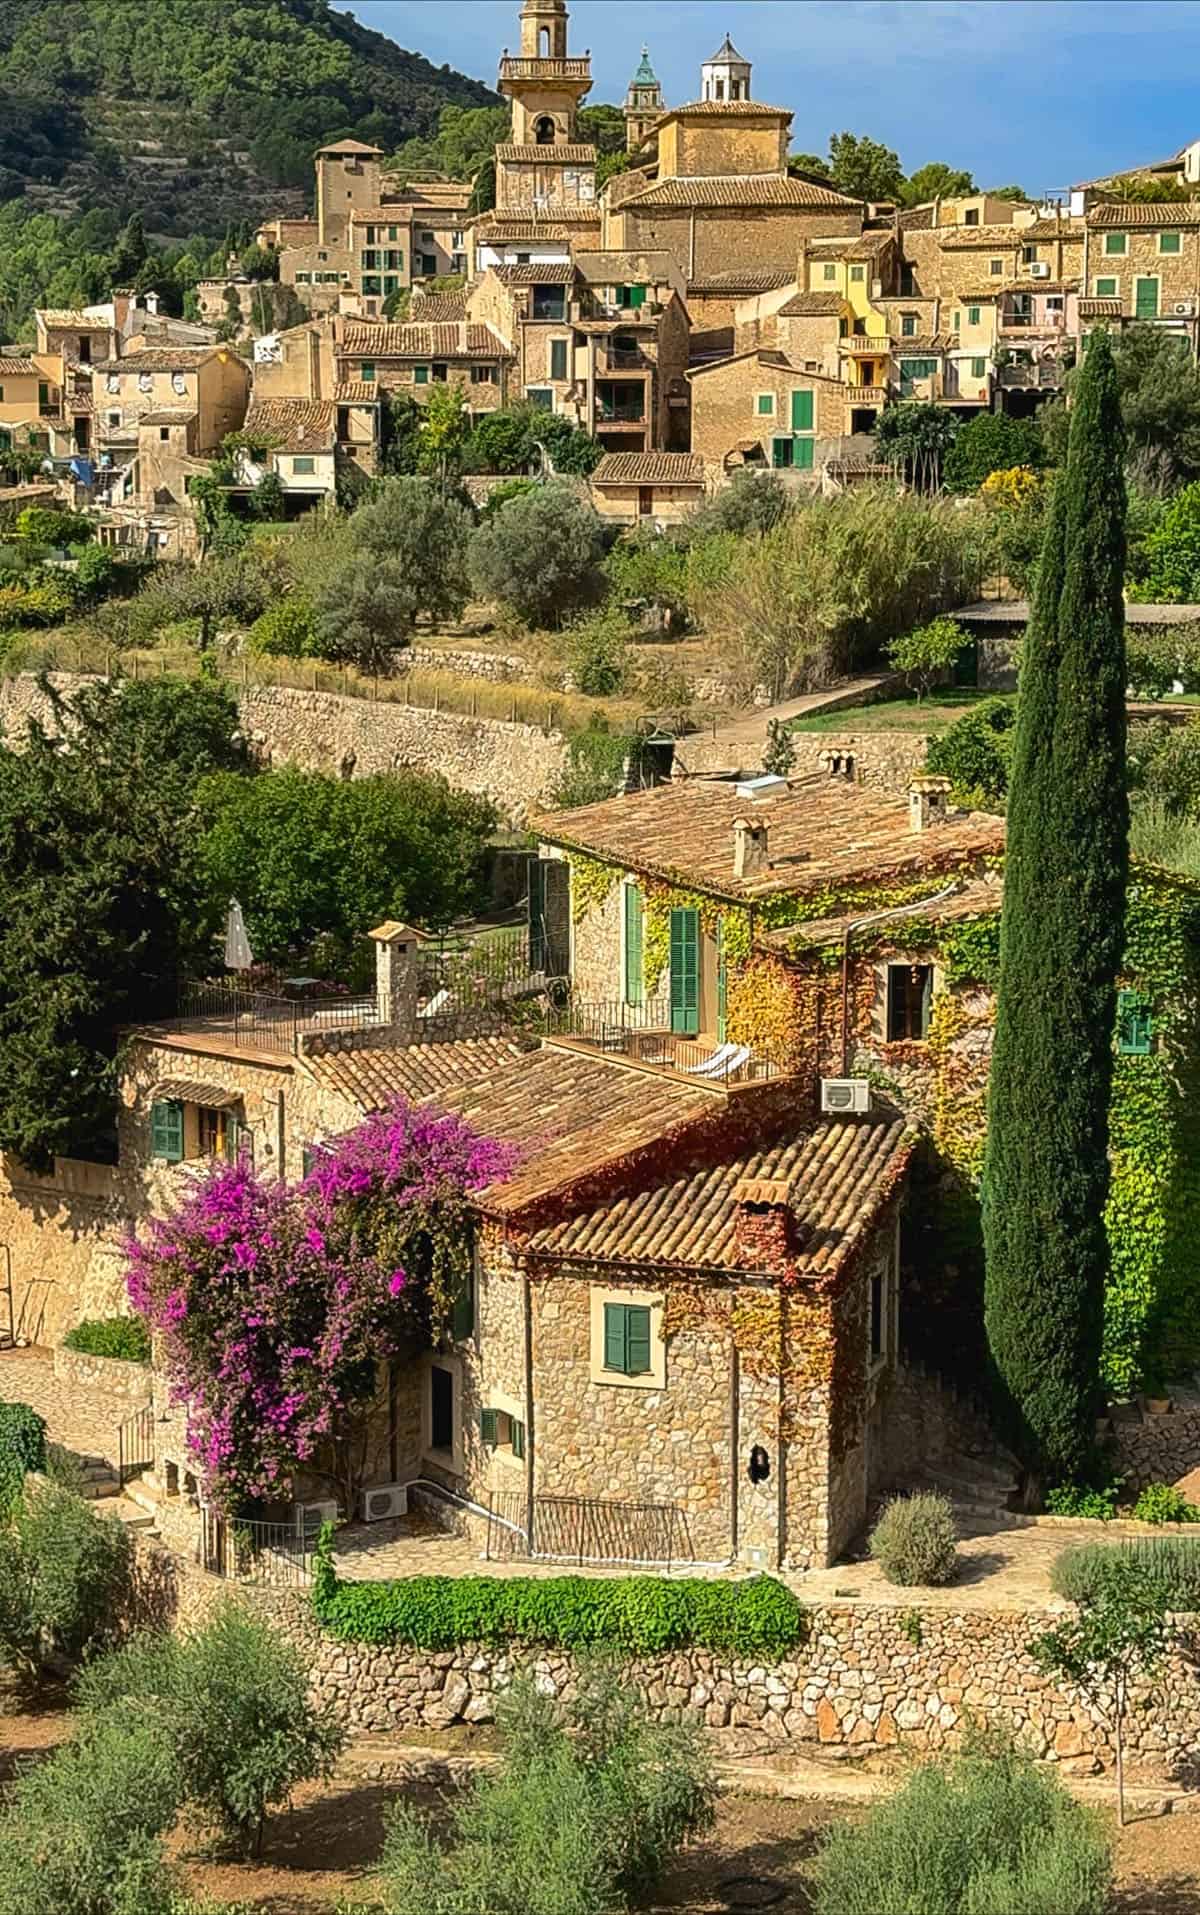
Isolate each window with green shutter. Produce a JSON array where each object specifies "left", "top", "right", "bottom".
[
  {"left": 603, "top": 1302, "right": 652, "bottom": 1376},
  {"left": 971, "top": 356, "right": 987, "bottom": 378},
  {"left": 793, "top": 435, "right": 815, "bottom": 469},
  {"left": 1160, "top": 230, "right": 1182, "bottom": 254},
  {"left": 790, "top": 388, "right": 814, "bottom": 431},
  {"left": 850, "top": 264, "right": 865, "bottom": 281},
  {"left": 1135, "top": 277, "right": 1159, "bottom": 319},
  {"left": 1104, "top": 232, "right": 1127, "bottom": 255},
  {"left": 550, "top": 338, "right": 568, "bottom": 380},
  {"left": 669, "top": 907, "right": 699, "bottom": 1035},
  {"left": 1095, "top": 276, "right": 1118, "bottom": 297},
  {"left": 771, "top": 436, "right": 793, "bottom": 468},
  {"left": 1117, "top": 990, "right": 1153, "bottom": 1055},
  {"left": 480, "top": 1407, "right": 499, "bottom": 1446},
  {"left": 901, "top": 312, "right": 917, "bottom": 337},
  {"left": 716, "top": 920, "right": 727, "bottom": 1043},
  {"left": 967, "top": 305, "right": 981, "bottom": 326},
  {"left": 452, "top": 1253, "right": 475, "bottom": 1340},
  {"left": 414, "top": 365, "right": 429, "bottom": 384},
  {"left": 360, "top": 361, "right": 375, "bottom": 382},
  {"left": 755, "top": 392, "right": 774, "bottom": 415},
  {"left": 623, "top": 883, "right": 644, "bottom": 1007},
  {"left": 511, "top": 1417, "right": 525, "bottom": 1459},
  {"left": 150, "top": 1099, "right": 184, "bottom": 1163}
]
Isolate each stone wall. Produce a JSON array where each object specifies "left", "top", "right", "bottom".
[
  {"left": 0, "top": 673, "right": 569, "bottom": 825},
  {"left": 403, "top": 646, "right": 532, "bottom": 685},
  {"left": 1111, "top": 1403, "right": 1200, "bottom": 1492},
  {"left": 52, "top": 1344, "right": 152, "bottom": 1403},
  {"left": 164, "top": 1556, "right": 1198, "bottom": 1774}
]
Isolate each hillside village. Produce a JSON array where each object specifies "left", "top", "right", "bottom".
[{"left": 9, "top": 3, "right": 1200, "bottom": 1912}]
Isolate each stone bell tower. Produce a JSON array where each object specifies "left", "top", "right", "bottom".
[
  {"left": 496, "top": 0, "right": 595, "bottom": 211},
  {"left": 624, "top": 45, "right": 665, "bottom": 152}
]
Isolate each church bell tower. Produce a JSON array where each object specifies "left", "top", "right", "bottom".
[{"left": 496, "top": 0, "right": 595, "bottom": 211}]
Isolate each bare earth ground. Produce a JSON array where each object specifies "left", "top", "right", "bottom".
[{"left": 2, "top": 1690, "right": 1198, "bottom": 1913}]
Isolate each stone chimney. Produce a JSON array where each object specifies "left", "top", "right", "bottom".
[
  {"left": 369, "top": 920, "right": 423, "bottom": 1038},
  {"left": 459, "top": 318, "right": 469, "bottom": 354},
  {"left": 908, "top": 775, "right": 952, "bottom": 833},
  {"left": 144, "top": 290, "right": 160, "bottom": 317},
  {"left": 111, "top": 288, "right": 132, "bottom": 334},
  {"left": 733, "top": 1177, "right": 795, "bottom": 1274},
  {"left": 732, "top": 814, "right": 770, "bottom": 881}
]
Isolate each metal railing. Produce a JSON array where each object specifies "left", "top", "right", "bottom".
[
  {"left": 595, "top": 401, "right": 646, "bottom": 423},
  {"left": 998, "top": 363, "right": 1067, "bottom": 389},
  {"left": 545, "top": 997, "right": 780, "bottom": 1082},
  {"left": 199, "top": 1509, "right": 314, "bottom": 1587},
  {"left": 414, "top": 927, "right": 565, "bottom": 1033},
  {"left": 166, "top": 981, "right": 380, "bottom": 1054},
  {"left": 118, "top": 1404, "right": 154, "bottom": 1488},
  {"left": 485, "top": 1490, "right": 688, "bottom": 1568}
]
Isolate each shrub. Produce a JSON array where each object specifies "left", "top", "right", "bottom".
[
  {"left": 924, "top": 695, "right": 1015, "bottom": 808},
  {"left": 76, "top": 1598, "right": 344, "bottom": 1853},
  {"left": 376, "top": 1663, "right": 715, "bottom": 1915},
  {"left": 811, "top": 1735, "right": 1111, "bottom": 1915},
  {"left": 74, "top": 543, "right": 119, "bottom": 598},
  {"left": 887, "top": 615, "right": 967, "bottom": 700},
  {"left": 1132, "top": 1481, "right": 1200, "bottom": 1524},
  {"left": 480, "top": 476, "right": 539, "bottom": 518},
  {"left": 63, "top": 1315, "right": 151, "bottom": 1363},
  {"left": 468, "top": 480, "right": 607, "bottom": 628},
  {"left": 0, "top": 1707, "right": 182, "bottom": 1915},
  {"left": 1134, "top": 478, "right": 1200, "bottom": 601},
  {"left": 868, "top": 1492, "right": 958, "bottom": 1586},
  {"left": 943, "top": 412, "right": 1045, "bottom": 493},
  {"left": 1124, "top": 623, "right": 1200, "bottom": 699},
  {"left": 1044, "top": 1480, "right": 1121, "bottom": 1520},
  {"left": 0, "top": 1483, "right": 136, "bottom": 1681},
  {"left": 561, "top": 603, "right": 630, "bottom": 695},
  {"left": 14, "top": 506, "right": 93, "bottom": 548},
  {"left": 686, "top": 468, "right": 791, "bottom": 539},
  {"left": 1129, "top": 715, "right": 1200, "bottom": 815},
  {"left": 551, "top": 716, "right": 633, "bottom": 808},
  {"left": 1052, "top": 1536, "right": 1200, "bottom": 1606},
  {"left": 311, "top": 1528, "right": 806, "bottom": 1655},
  {"left": 0, "top": 1399, "right": 47, "bottom": 1509},
  {"left": 245, "top": 596, "right": 317, "bottom": 657}
]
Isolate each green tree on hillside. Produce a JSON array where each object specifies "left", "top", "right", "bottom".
[
  {"left": 903, "top": 161, "right": 974, "bottom": 205},
  {"left": 313, "top": 477, "right": 471, "bottom": 671},
  {"left": 983, "top": 329, "right": 1129, "bottom": 1490},
  {"left": 829, "top": 132, "right": 904, "bottom": 202}
]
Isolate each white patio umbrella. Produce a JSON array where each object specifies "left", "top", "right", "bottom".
[{"left": 223, "top": 898, "right": 254, "bottom": 972}]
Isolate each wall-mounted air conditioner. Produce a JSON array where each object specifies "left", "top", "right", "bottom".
[
  {"left": 1175, "top": 301, "right": 1196, "bottom": 317},
  {"left": 820, "top": 1077, "right": 871, "bottom": 1115},
  {"left": 359, "top": 1482, "right": 408, "bottom": 1523},
  {"left": 1028, "top": 262, "right": 1051, "bottom": 280}
]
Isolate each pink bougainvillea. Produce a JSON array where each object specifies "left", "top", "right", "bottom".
[{"left": 126, "top": 1098, "right": 514, "bottom": 1508}]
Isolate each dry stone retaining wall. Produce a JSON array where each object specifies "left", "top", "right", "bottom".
[
  {"left": 52, "top": 1344, "right": 151, "bottom": 1402},
  {"left": 1112, "top": 1404, "right": 1200, "bottom": 1492}
]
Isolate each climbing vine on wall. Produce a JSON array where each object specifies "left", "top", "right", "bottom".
[
  {"left": 725, "top": 957, "right": 810, "bottom": 1074},
  {"left": 565, "top": 853, "right": 617, "bottom": 926}
]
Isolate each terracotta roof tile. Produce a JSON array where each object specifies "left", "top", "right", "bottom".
[
  {"left": 687, "top": 268, "right": 796, "bottom": 293},
  {"left": 37, "top": 309, "right": 110, "bottom": 328},
  {"left": 308, "top": 1037, "right": 526, "bottom": 1114},
  {"left": 659, "top": 100, "right": 792, "bottom": 120},
  {"left": 114, "top": 347, "right": 218, "bottom": 371},
  {"left": 244, "top": 397, "right": 336, "bottom": 453},
  {"left": 937, "top": 226, "right": 1025, "bottom": 250},
  {"left": 333, "top": 381, "right": 380, "bottom": 403},
  {"left": 536, "top": 775, "right": 1005, "bottom": 904},
  {"left": 153, "top": 1077, "right": 240, "bottom": 1108},
  {"left": 895, "top": 333, "right": 957, "bottom": 354},
  {"left": 408, "top": 293, "right": 470, "bottom": 321},
  {"left": 1087, "top": 202, "right": 1200, "bottom": 228},
  {"left": 138, "top": 407, "right": 197, "bottom": 425},
  {"left": 340, "top": 321, "right": 510, "bottom": 359},
  {"left": 777, "top": 291, "right": 844, "bottom": 317},
  {"left": 316, "top": 138, "right": 383, "bottom": 156},
  {"left": 623, "top": 176, "right": 860, "bottom": 210},
  {"left": 768, "top": 876, "right": 1004, "bottom": 950},
  {"left": 808, "top": 231, "right": 894, "bottom": 260},
  {"left": 0, "top": 357, "right": 37, "bottom": 375},
  {"left": 490, "top": 263, "right": 575, "bottom": 285},
  {"left": 1019, "top": 216, "right": 1085, "bottom": 240},
  {"left": 497, "top": 143, "right": 596, "bottom": 164},
  {"left": 527, "top": 1116, "right": 914, "bottom": 1277},
  {"left": 592, "top": 451, "right": 704, "bottom": 484}
]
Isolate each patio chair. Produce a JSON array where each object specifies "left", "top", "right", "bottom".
[
  {"left": 684, "top": 1042, "right": 750, "bottom": 1081},
  {"left": 418, "top": 988, "right": 451, "bottom": 1019}
]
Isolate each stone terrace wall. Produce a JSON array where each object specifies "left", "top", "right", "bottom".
[
  {"left": 52, "top": 1344, "right": 151, "bottom": 1403},
  {"left": 0, "top": 673, "right": 570, "bottom": 824},
  {"left": 1112, "top": 1404, "right": 1200, "bottom": 1492},
  {"left": 165, "top": 1557, "right": 1195, "bottom": 1775}
]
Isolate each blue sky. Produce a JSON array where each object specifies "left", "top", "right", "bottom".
[{"left": 333, "top": 0, "right": 1200, "bottom": 196}]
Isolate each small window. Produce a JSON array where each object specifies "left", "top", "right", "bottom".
[
  {"left": 967, "top": 304, "right": 981, "bottom": 326},
  {"left": 413, "top": 365, "right": 429, "bottom": 384},
  {"left": 755, "top": 392, "right": 775, "bottom": 416},
  {"left": 549, "top": 337, "right": 568, "bottom": 379},
  {"left": 603, "top": 1302, "right": 652, "bottom": 1377},
  {"left": 432, "top": 363, "right": 448, "bottom": 382},
  {"left": 293, "top": 455, "right": 315, "bottom": 475},
  {"left": 971, "top": 356, "right": 987, "bottom": 378},
  {"left": 138, "top": 372, "right": 152, "bottom": 392},
  {"left": 470, "top": 364, "right": 496, "bottom": 383},
  {"left": 526, "top": 386, "right": 553, "bottom": 411},
  {"left": 150, "top": 1099, "right": 184, "bottom": 1163},
  {"left": 989, "top": 258, "right": 1003, "bottom": 276},
  {"left": 886, "top": 963, "right": 933, "bottom": 1041},
  {"left": 171, "top": 371, "right": 186, "bottom": 395},
  {"left": 1022, "top": 245, "right": 1037, "bottom": 264},
  {"left": 870, "top": 1267, "right": 885, "bottom": 1363},
  {"left": 850, "top": 264, "right": 865, "bottom": 282},
  {"left": 361, "top": 360, "right": 376, "bottom": 382},
  {"left": 106, "top": 372, "right": 120, "bottom": 394},
  {"left": 197, "top": 1106, "right": 239, "bottom": 1162},
  {"left": 1160, "top": 230, "right": 1182, "bottom": 254},
  {"left": 1095, "top": 276, "right": 1118, "bottom": 298},
  {"left": 1104, "top": 231, "right": 1127, "bottom": 255},
  {"left": 963, "top": 206, "right": 980, "bottom": 225},
  {"left": 106, "top": 409, "right": 121, "bottom": 428},
  {"left": 388, "top": 224, "right": 398, "bottom": 242},
  {"left": 822, "top": 262, "right": 837, "bottom": 282},
  {"left": 1117, "top": 990, "right": 1153, "bottom": 1055},
  {"left": 429, "top": 1363, "right": 454, "bottom": 1452},
  {"left": 901, "top": 312, "right": 917, "bottom": 337},
  {"left": 159, "top": 426, "right": 170, "bottom": 442}
]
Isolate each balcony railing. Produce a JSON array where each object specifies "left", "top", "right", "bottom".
[
  {"left": 499, "top": 56, "right": 591, "bottom": 81},
  {"left": 161, "top": 980, "right": 381, "bottom": 1055},
  {"left": 199, "top": 1509, "right": 314, "bottom": 1587},
  {"left": 604, "top": 347, "right": 649, "bottom": 370},
  {"left": 998, "top": 362, "right": 1067, "bottom": 390},
  {"left": 595, "top": 401, "right": 646, "bottom": 423},
  {"left": 485, "top": 1489, "right": 690, "bottom": 1567},
  {"left": 545, "top": 997, "right": 781, "bottom": 1083}
]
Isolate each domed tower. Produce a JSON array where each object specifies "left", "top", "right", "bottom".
[
  {"left": 624, "top": 45, "right": 665, "bottom": 152},
  {"left": 496, "top": 0, "right": 595, "bottom": 211},
  {"left": 700, "top": 32, "right": 752, "bottom": 104}
]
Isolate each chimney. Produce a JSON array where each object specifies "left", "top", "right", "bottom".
[
  {"left": 908, "top": 774, "right": 953, "bottom": 833},
  {"left": 732, "top": 814, "right": 770, "bottom": 881},
  {"left": 369, "top": 920, "right": 423, "bottom": 1039},
  {"left": 733, "top": 1177, "right": 795, "bottom": 1274},
  {"left": 111, "top": 288, "right": 132, "bottom": 334},
  {"left": 144, "top": 291, "right": 159, "bottom": 316},
  {"left": 459, "top": 317, "right": 469, "bottom": 353}
]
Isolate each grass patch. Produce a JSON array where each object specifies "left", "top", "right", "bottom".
[{"left": 789, "top": 691, "right": 1011, "bottom": 734}]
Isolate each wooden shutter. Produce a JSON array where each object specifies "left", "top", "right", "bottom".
[
  {"left": 1117, "top": 990, "right": 1153, "bottom": 1055},
  {"left": 511, "top": 1417, "right": 525, "bottom": 1460},
  {"left": 794, "top": 436, "right": 815, "bottom": 470},
  {"left": 716, "top": 920, "right": 727, "bottom": 1043},
  {"left": 550, "top": 338, "right": 567, "bottom": 379},
  {"left": 480, "top": 1407, "right": 499, "bottom": 1446},
  {"left": 1135, "top": 278, "right": 1159, "bottom": 319},
  {"left": 771, "top": 436, "right": 793, "bottom": 468},
  {"left": 527, "top": 856, "right": 546, "bottom": 970},
  {"left": 150, "top": 1099, "right": 183, "bottom": 1163},
  {"left": 623, "top": 884, "right": 644, "bottom": 1007},
  {"left": 543, "top": 859, "right": 570, "bottom": 977},
  {"left": 790, "top": 389, "right": 814, "bottom": 431},
  {"left": 669, "top": 908, "right": 699, "bottom": 1035},
  {"left": 629, "top": 284, "right": 646, "bottom": 308},
  {"left": 626, "top": 1306, "right": 652, "bottom": 1375},
  {"left": 603, "top": 1302, "right": 626, "bottom": 1371}
]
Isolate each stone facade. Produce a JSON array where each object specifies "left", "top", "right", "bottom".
[
  {"left": 52, "top": 1344, "right": 151, "bottom": 1403},
  {"left": 1111, "top": 1402, "right": 1200, "bottom": 1492}
]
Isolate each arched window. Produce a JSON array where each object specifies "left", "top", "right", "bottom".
[
  {"left": 539, "top": 25, "right": 550, "bottom": 55},
  {"left": 535, "top": 114, "right": 556, "bottom": 146}
]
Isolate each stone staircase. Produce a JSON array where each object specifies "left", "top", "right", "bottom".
[
  {"left": 74, "top": 1452, "right": 121, "bottom": 1501},
  {"left": 912, "top": 1452, "right": 1021, "bottom": 1525}
]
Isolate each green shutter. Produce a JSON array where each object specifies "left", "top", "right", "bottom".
[
  {"left": 971, "top": 356, "right": 987, "bottom": 378},
  {"left": 550, "top": 338, "right": 567, "bottom": 379},
  {"left": 1117, "top": 990, "right": 1153, "bottom": 1055},
  {"left": 967, "top": 305, "right": 980, "bottom": 326},
  {"left": 150, "top": 1099, "right": 183, "bottom": 1163},
  {"left": 669, "top": 907, "right": 699, "bottom": 1035},
  {"left": 1104, "top": 231, "right": 1127, "bottom": 255},
  {"left": 511, "top": 1417, "right": 525, "bottom": 1459},
  {"left": 790, "top": 389, "right": 814, "bottom": 431},
  {"left": 414, "top": 365, "right": 429, "bottom": 384},
  {"left": 716, "top": 920, "right": 727, "bottom": 1044},
  {"left": 1135, "top": 278, "right": 1159, "bottom": 319},
  {"left": 1095, "top": 277, "right": 1117, "bottom": 298},
  {"left": 771, "top": 436, "right": 793, "bottom": 468},
  {"left": 629, "top": 284, "right": 646, "bottom": 308},
  {"left": 756, "top": 392, "right": 773, "bottom": 415},
  {"left": 1161, "top": 231, "right": 1182, "bottom": 254},
  {"left": 623, "top": 884, "right": 644, "bottom": 1007},
  {"left": 480, "top": 1408, "right": 499, "bottom": 1446},
  {"left": 793, "top": 436, "right": 815, "bottom": 470},
  {"left": 625, "top": 1305, "right": 652, "bottom": 1375},
  {"left": 528, "top": 857, "right": 546, "bottom": 971},
  {"left": 361, "top": 361, "right": 375, "bottom": 381},
  {"left": 603, "top": 1302, "right": 626, "bottom": 1371},
  {"left": 452, "top": 1258, "right": 475, "bottom": 1339}
]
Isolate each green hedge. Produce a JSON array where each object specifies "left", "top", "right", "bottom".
[
  {"left": 311, "top": 1527, "right": 806, "bottom": 1656},
  {"left": 61, "top": 1317, "right": 150, "bottom": 1363},
  {"left": 0, "top": 1400, "right": 47, "bottom": 1510}
]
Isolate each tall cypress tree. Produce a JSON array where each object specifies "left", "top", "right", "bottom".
[{"left": 983, "top": 329, "right": 1128, "bottom": 1487}]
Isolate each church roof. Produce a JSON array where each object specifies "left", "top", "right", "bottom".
[
  {"left": 632, "top": 45, "right": 659, "bottom": 87},
  {"left": 705, "top": 33, "right": 750, "bottom": 66}
]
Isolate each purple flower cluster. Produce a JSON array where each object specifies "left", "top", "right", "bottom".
[{"left": 125, "top": 1099, "right": 515, "bottom": 1507}]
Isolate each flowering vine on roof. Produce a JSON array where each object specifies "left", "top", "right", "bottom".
[{"left": 126, "top": 1098, "right": 514, "bottom": 1509}]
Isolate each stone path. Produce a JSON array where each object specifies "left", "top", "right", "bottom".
[{"left": 0, "top": 1346, "right": 133, "bottom": 1472}]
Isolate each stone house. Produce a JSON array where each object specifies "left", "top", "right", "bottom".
[
  {"left": 232, "top": 397, "right": 339, "bottom": 507},
  {"left": 94, "top": 346, "right": 250, "bottom": 473},
  {"left": 1082, "top": 203, "right": 1200, "bottom": 346},
  {"left": 495, "top": 0, "right": 596, "bottom": 215},
  {"left": 687, "top": 347, "right": 854, "bottom": 480},
  {"left": 589, "top": 450, "right": 706, "bottom": 524},
  {"left": 0, "top": 354, "right": 66, "bottom": 457},
  {"left": 335, "top": 319, "right": 515, "bottom": 416}
]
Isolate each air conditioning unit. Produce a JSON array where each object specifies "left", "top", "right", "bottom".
[
  {"left": 293, "top": 1499, "right": 338, "bottom": 1536},
  {"left": 820, "top": 1077, "right": 871, "bottom": 1116},
  {"left": 1028, "top": 261, "right": 1051, "bottom": 279},
  {"left": 358, "top": 1482, "right": 408, "bottom": 1524},
  {"left": 1175, "top": 301, "right": 1196, "bottom": 317}
]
